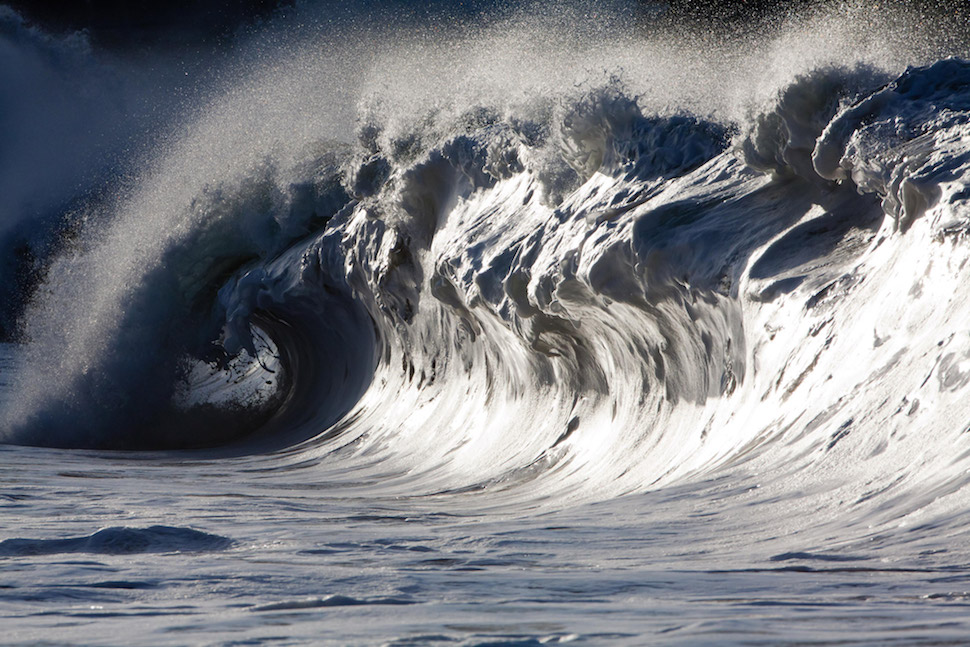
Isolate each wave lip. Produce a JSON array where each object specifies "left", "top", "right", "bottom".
[{"left": 814, "top": 58, "right": 970, "bottom": 231}]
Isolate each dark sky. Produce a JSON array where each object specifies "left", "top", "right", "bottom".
[
  {"left": 5, "top": 1, "right": 969, "bottom": 50},
  {"left": 3, "top": 0, "right": 288, "bottom": 48},
  {"left": 0, "top": 1, "right": 824, "bottom": 48}
]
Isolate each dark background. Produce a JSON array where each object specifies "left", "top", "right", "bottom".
[
  {"left": 9, "top": 1, "right": 969, "bottom": 51},
  {"left": 4, "top": 0, "right": 289, "bottom": 48}
]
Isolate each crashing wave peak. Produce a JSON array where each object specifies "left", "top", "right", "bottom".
[{"left": 2, "top": 5, "right": 970, "bottom": 508}]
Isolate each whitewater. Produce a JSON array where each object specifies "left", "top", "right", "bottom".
[{"left": 4, "top": 1, "right": 970, "bottom": 643}]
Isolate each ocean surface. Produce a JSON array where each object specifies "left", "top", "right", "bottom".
[{"left": 4, "top": 1, "right": 970, "bottom": 644}]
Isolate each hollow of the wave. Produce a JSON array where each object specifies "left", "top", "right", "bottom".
[
  {"left": 237, "top": 295, "right": 380, "bottom": 452},
  {"left": 5, "top": 288, "right": 378, "bottom": 452},
  {"left": 230, "top": 286, "right": 377, "bottom": 450},
  {"left": 175, "top": 295, "right": 377, "bottom": 452}
]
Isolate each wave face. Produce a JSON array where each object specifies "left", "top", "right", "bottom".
[{"left": 3, "top": 3, "right": 970, "bottom": 496}]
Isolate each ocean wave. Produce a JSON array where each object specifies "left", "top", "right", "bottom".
[{"left": 2, "top": 3, "right": 970, "bottom": 511}]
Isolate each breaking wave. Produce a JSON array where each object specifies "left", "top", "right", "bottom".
[{"left": 4, "top": 1, "right": 970, "bottom": 509}]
